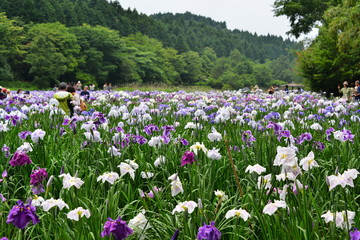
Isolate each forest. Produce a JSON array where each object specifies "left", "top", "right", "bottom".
[{"left": 0, "top": 0, "right": 304, "bottom": 89}]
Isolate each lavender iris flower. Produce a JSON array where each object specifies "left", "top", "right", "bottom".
[
  {"left": 180, "top": 138, "right": 189, "bottom": 146},
  {"left": 242, "top": 130, "right": 256, "bottom": 146},
  {"left": 0, "top": 193, "right": 7, "bottom": 202},
  {"left": 18, "top": 131, "right": 32, "bottom": 140},
  {"left": 6, "top": 200, "right": 40, "bottom": 229},
  {"left": 1, "top": 145, "right": 10, "bottom": 158},
  {"left": 100, "top": 217, "right": 133, "bottom": 240},
  {"left": 144, "top": 124, "right": 159, "bottom": 135},
  {"left": 266, "top": 121, "right": 283, "bottom": 132},
  {"left": 5, "top": 115, "right": 20, "bottom": 126},
  {"left": 350, "top": 228, "right": 360, "bottom": 240},
  {"left": 277, "top": 130, "right": 291, "bottom": 142},
  {"left": 325, "top": 128, "right": 335, "bottom": 141},
  {"left": 9, "top": 151, "right": 32, "bottom": 166},
  {"left": 197, "top": 221, "right": 221, "bottom": 240},
  {"left": 313, "top": 141, "right": 325, "bottom": 151},
  {"left": 135, "top": 135, "right": 147, "bottom": 145},
  {"left": 162, "top": 125, "right": 175, "bottom": 136},
  {"left": 296, "top": 133, "right": 312, "bottom": 145}
]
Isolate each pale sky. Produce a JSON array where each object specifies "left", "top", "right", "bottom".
[{"left": 118, "top": 0, "right": 296, "bottom": 39}]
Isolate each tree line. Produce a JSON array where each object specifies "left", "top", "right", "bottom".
[
  {"left": 0, "top": 0, "right": 303, "bottom": 89},
  {"left": 274, "top": 0, "right": 359, "bottom": 95}
]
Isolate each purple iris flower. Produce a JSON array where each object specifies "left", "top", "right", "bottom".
[
  {"left": 171, "top": 230, "right": 180, "bottom": 240},
  {"left": 242, "top": 130, "right": 256, "bottom": 146},
  {"left": 197, "top": 221, "right": 221, "bottom": 240},
  {"left": 342, "top": 129, "right": 355, "bottom": 142},
  {"left": 30, "top": 168, "right": 48, "bottom": 194},
  {"left": 1, "top": 145, "right": 10, "bottom": 158},
  {"left": 30, "top": 168, "right": 48, "bottom": 185},
  {"left": 313, "top": 141, "right": 325, "bottom": 151},
  {"left": 0, "top": 194, "right": 7, "bottom": 202},
  {"left": 5, "top": 115, "right": 20, "bottom": 126},
  {"left": 59, "top": 127, "right": 66, "bottom": 136},
  {"left": 266, "top": 121, "right": 283, "bottom": 132},
  {"left": 325, "top": 128, "right": 335, "bottom": 141},
  {"left": 100, "top": 217, "right": 133, "bottom": 240},
  {"left": 6, "top": 200, "right": 40, "bottom": 229},
  {"left": 0, "top": 237, "right": 9, "bottom": 240},
  {"left": 9, "top": 151, "right": 32, "bottom": 166},
  {"left": 180, "top": 138, "right": 189, "bottom": 146},
  {"left": 92, "top": 112, "right": 107, "bottom": 124},
  {"left": 18, "top": 131, "right": 32, "bottom": 140},
  {"left": 277, "top": 130, "right": 291, "bottom": 142},
  {"left": 296, "top": 133, "right": 312, "bottom": 145},
  {"left": 144, "top": 124, "right": 159, "bottom": 135},
  {"left": 162, "top": 125, "right": 175, "bottom": 136},
  {"left": 115, "top": 126, "right": 124, "bottom": 132},
  {"left": 161, "top": 135, "right": 171, "bottom": 144},
  {"left": 350, "top": 228, "right": 360, "bottom": 240},
  {"left": 338, "top": 119, "right": 348, "bottom": 128},
  {"left": 181, "top": 150, "right": 196, "bottom": 166},
  {"left": 135, "top": 135, "right": 147, "bottom": 145}
]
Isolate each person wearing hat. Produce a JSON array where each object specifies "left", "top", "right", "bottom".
[
  {"left": 338, "top": 81, "right": 351, "bottom": 101},
  {"left": 53, "top": 82, "right": 74, "bottom": 116}
]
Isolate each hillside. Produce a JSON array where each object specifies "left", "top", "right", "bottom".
[
  {"left": 0, "top": 0, "right": 301, "bottom": 61},
  {"left": 0, "top": 0, "right": 303, "bottom": 89}
]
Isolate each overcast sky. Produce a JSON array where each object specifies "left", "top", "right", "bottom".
[{"left": 118, "top": 0, "right": 295, "bottom": 39}]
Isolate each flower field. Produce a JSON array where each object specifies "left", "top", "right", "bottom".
[{"left": 0, "top": 90, "right": 359, "bottom": 240}]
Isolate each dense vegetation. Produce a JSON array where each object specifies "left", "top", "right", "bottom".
[
  {"left": 0, "top": 0, "right": 303, "bottom": 89},
  {"left": 274, "top": 0, "right": 360, "bottom": 95},
  {"left": 0, "top": 90, "right": 359, "bottom": 239}
]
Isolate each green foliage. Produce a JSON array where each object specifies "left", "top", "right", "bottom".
[
  {"left": 273, "top": 0, "right": 340, "bottom": 38},
  {"left": 25, "top": 22, "right": 80, "bottom": 88},
  {"left": 0, "top": 12, "right": 24, "bottom": 81},
  {"left": 70, "top": 24, "right": 130, "bottom": 86},
  {"left": 296, "top": 2, "right": 360, "bottom": 94}
]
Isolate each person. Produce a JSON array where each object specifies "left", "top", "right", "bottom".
[
  {"left": 284, "top": 85, "right": 289, "bottom": 94},
  {"left": 6, "top": 89, "right": 12, "bottom": 100},
  {"left": 17, "top": 89, "right": 23, "bottom": 94},
  {"left": 80, "top": 86, "right": 90, "bottom": 100},
  {"left": 107, "top": 83, "right": 112, "bottom": 91},
  {"left": 53, "top": 82, "right": 74, "bottom": 117},
  {"left": 89, "top": 84, "right": 95, "bottom": 91},
  {"left": 252, "top": 85, "right": 259, "bottom": 92},
  {"left": 338, "top": 81, "right": 351, "bottom": 101},
  {"left": 67, "top": 85, "right": 80, "bottom": 106},
  {"left": 354, "top": 80, "right": 360, "bottom": 101},
  {"left": 0, "top": 87, "right": 7, "bottom": 100},
  {"left": 103, "top": 83, "right": 108, "bottom": 90},
  {"left": 76, "top": 81, "right": 82, "bottom": 91},
  {"left": 267, "top": 86, "right": 275, "bottom": 95}
]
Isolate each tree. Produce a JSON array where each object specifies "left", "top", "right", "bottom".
[
  {"left": 0, "top": 12, "right": 24, "bottom": 81},
  {"left": 70, "top": 24, "right": 130, "bottom": 86},
  {"left": 123, "top": 33, "right": 180, "bottom": 85},
  {"left": 273, "top": 0, "right": 340, "bottom": 38},
  {"left": 25, "top": 22, "right": 79, "bottom": 88},
  {"left": 179, "top": 51, "right": 203, "bottom": 85},
  {"left": 296, "top": 1, "right": 360, "bottom": 94}
]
